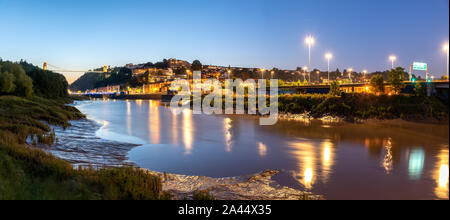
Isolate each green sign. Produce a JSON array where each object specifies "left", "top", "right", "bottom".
[{"left": 413, "top": 62, "right": 427, "bottom": 71}]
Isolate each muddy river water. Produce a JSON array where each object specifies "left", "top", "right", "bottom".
[{"left": 48, "top": 99, "right": 449, "bottom": 200}]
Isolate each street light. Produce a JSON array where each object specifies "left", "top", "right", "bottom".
[
  {"left": 443, "top": 43, "right": 449, "bottom": 80},
  {"left": 227, "top": 69, "right": 232, "bottom": 79},
  {"left": 362, "top": 70, "right": 368, "bottom": 82},
  {"left": 305, "top": 36, "right": 315, "bottom": 84},
  {"left": 348, "top": 68, "right": 353, "bottom": 83},
  {"left": 325, "top": 53, "right": 333, "bottom": 84},
  {"left": 260, "top": 68, "right": 266, "bottom": 79},
  {"left": 389, "top": 55, "right": 397, "bottom": 69},
  {"left": 302, "top": 66, "right": 308, "bottom": 82}
]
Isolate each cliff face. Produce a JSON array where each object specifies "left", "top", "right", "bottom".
[{"left": 69, "top": 72, "right": 102, "bottom": 92}]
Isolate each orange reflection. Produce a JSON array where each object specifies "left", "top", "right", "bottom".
[
  {"left": 224, "top": 118, "right": 233, "bottom": 152},
  {"left": 288, "top": 140, "right": 317, "bottom": 189},
  {"left": 258, "top": 142, "right": 268, "bottom": 157},
  {"left": 171, "top": 108, "right": 179, "bottom": 145},
  {"left": 434, "top": 149, "right": 449, "bottom": 199},
  {"left": 321, "top": 140, "right": 335, "bottom": 183},
  {"left": 382, "top": 138, "right": 393, "bottom": 174},
  {"left": 183, "top": 108, "right": 194, "bottom": 155},
  {"left": 148, "top": 101, "right": 160, "bottom": 144},
  {"left": 288, "top": 139, "right": 336, "bottom": 190}
]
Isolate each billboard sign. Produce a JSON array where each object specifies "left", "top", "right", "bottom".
[{"left": 413, "top": 62, "right": 427, "bottom": 71}]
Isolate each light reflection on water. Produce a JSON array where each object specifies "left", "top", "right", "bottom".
[
  {"left": 287, "top": 139, "right": 335, "bottom": 190},
  {"left": 182, "top": 108, "right": 194, "bottom": 155},
  {"left": 126, "top": 100, "right": 132, "bottom": 135},
  {"left": 171, "top": 108, "right": 179, "bottom": 145},
  {"left": 434, "top": 149, "right": 449, "bottom": 199},
  {"left": 148, "top": 101, "right": 160, "bottom": 144},
  {"left": 408, "top": 149, "right": 425, "bottom": 180},
  {"left": 71, "top": 99, "right": 449, "bottom": 200},
  {"left": 382, "top": 138, "right": 394, "bottom": 174},
  {"left": 258, "top": 142, "right": 268, "bottom": 157},
  {"left": 224, "top": 118, "right": 233, "bottom": 152}
]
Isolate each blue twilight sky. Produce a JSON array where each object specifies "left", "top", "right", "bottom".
[{"left": 0, "top": 0, "right": 448, "bottom": 83}]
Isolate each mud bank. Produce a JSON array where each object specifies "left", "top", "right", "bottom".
[{"left": 145, "top": 169, "right": 323, "bottom": 200}]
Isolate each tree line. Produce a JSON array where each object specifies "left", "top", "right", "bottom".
[{"left": 0, "top": 59, "right": 69, "bottom": 99}]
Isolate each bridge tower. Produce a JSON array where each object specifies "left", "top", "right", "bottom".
[{"left": 43, "top": 62, "right": 47, "bottom": 71}]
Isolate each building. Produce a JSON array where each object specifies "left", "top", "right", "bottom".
[{"left": 169, "top": 58, "right": 191, "bottom": 69}]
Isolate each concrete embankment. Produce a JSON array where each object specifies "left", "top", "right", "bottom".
[{"left": 84, "top": 94, "right": 174, "bottom": 101}]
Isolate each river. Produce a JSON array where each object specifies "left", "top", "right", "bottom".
[{"left": 50, "top": 99, "right": 449, "bottom": 200}]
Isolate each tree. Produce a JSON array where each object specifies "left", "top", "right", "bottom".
[
  {"left": 0, "top": 61, "right": 33, "bottom": 97},
  {"left": 414, "top": 83, "right": 427, "bottom": 97},
  {"left": 14, "top": 70, "right": 33, "bottom": 97},
  {"left": 0, "top": 71, "right": 16, "bottom": 93},
  {"left": 191, "top": 60, "right": 202, "bottom": 71},
  {"left": 388, "top": 67, "right": 406, "bottom": 94},
  {"left": 370, "top": 75, "right": 385, "bottom": 94},
  {"left": 329, "top": 81, "right": 341, "bottom": 96},
  {"left": 21, "top": 61, "right": 69, "bottom": 98}
]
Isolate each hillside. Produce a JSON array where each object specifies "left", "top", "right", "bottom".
[{"left": 69, "top": 72, "right": 102, "bottom": 92}]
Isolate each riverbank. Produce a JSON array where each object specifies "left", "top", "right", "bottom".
[
  {"left": 0, "top": 96, "right": 167, "bottom": 200},
  {"left": 278, "top": 94, "right": 449, "bottom": 123}
]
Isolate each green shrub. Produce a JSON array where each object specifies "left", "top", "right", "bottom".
[{"left": 279, "top": 94, "right": 448, "bottom": 121}]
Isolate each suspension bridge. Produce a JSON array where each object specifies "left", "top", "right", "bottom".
[{"left": 43, "top": 62, "right": 108, "bottom": 74}]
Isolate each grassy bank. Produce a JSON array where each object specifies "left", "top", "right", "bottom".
[
  {"left": 279, "top": 94, "right": 449, "bottom": 122},
  {"left": 0, "top": 95, "right": 167, "bottom": 200}
]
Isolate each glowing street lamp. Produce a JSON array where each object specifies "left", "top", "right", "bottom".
[
  {"left": 362, "top": 70, "right": 368, "bottom": 82},
  {"left": 260, "top": 68, "right": 266, "bottom": 79},
  {"left": 325, "top": 53, "right": 333, "bottom": 84},
  {"left": 389, "top": 55, "right": 397, "bottom": 69},
  {"left": 305, "top": 36, "right": 315, "bottom": 83},
  {"left": 348, "top": 68, "right": 353, "bottom": 83},
  {"left": 302, "top": 66, "right": 308, "bottom": 82},
  {"left": 443, "top": 43, "right": 449, "bottom": 80},
  {"left": 227, "top": 69, "right": 232, "bottom": 79},
  {"left": 302, "top": 66, "right": 308, "bottom": 72}
]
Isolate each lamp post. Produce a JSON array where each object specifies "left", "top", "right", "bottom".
[
  {"left": 444, "top": 43, "right": 449, "bottom": 80},
  {"left": 305, "top": 36, "right": 315, "bottom": 84},
  {"left": 325, "top": 53, "right": 333, "bottom": 84},
  {"left": 362, "top": 70, "right": 368, "bottom": 83},
  {"left": 302, "top": 66, "right": 308, "bottom": 83},
  {"left": 389, "top": 55, "right": 397, "bottom": 69},
  {"left": 348, "top": 68, "right": 353, "bottom": 83},
  {"left": 316, "top": 70, "right": 320, "bottom": 84}
]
